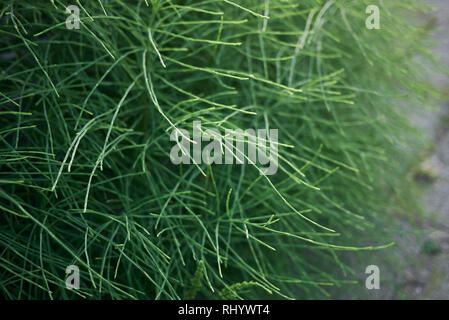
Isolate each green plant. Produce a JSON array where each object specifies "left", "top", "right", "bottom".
[{"left": 0, "top": 0, "right": 437, "bottom": 299}]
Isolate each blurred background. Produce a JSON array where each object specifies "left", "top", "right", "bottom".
[
  {"left": 399, "top": 0, "right": 449, "bottom": 299},
  {"left": 348, "top": 0, "right": 449, "bottom": 299},
  {"left": 407, "top": 0, "right": 449, "bottom": 299}
]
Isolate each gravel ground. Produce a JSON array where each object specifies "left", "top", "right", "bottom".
[
  {"left": 371, "top": 0, "right": 449, "bottom": 299},
  {"left": 336, "top": 0, "right": 449, "bottom": 300},
  {"left": 399, "top": 0, "right": 449, "bottom": 299}
]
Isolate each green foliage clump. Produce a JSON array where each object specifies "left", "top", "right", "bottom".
[{"left": 0, "top": 0, "right": 436, "bottom": 299}]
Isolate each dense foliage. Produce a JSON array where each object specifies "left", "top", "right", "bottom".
[{"left": 0, "top": 0, "right": 435, "bottom": 299}]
